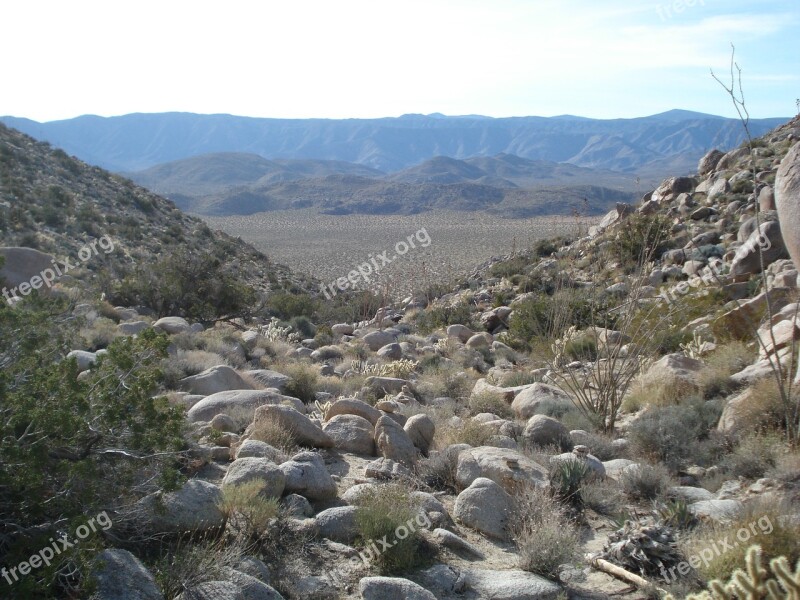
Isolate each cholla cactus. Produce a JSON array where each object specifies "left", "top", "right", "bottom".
[
  {"left": 315, "top": 399, "right": 332, "bottom": 419},
  {"left": 551, "top": 325, "right": 579, "bottom": 367},
  {"left": 350, "top": 359, "right": 419, "bottom": 379},
  {"left": 680, "top": 330, "right": 710, "bottom": 360},
  {"left": 673, "top": 545, "right": 800, "bottom": 600},
  {"left": 257, "top": 318, "right": 301, "bottom": 343}
]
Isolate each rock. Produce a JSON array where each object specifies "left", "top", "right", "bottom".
[
  {"left": 332, "top": 323, "right": 354, "bottom": 336},
  {"left": 224, "top": 568, "right": 284, "bottom": 600},
  {"left": 91, "top": 548, "right": 163, "bottom": 600},
  {"left": 715, "top": 288, "right": 793, "bottom": 340},
  {"left": 280, "top": 452, "right": 337, "bottom": 501},
  {"left": 281, "top": 493, "right": 314, "bottom": 518},
  {"left": 362, "top": 330, "right": 396, "bottom": 351},
  {"left": 718, "top": 388, "right": 759, "bottom": 434},
  {"left": 188, "top": 390, "right": 304, "bottom": 429},
  {"left": 66, "top": 349, "right": 97, "bottom": 372},
  {"left": 511, "top": 382, "right": 572, "bottom": 419},
  {"left": 603, "top": 458, "right": 637, "bottom": 480},
  {"left": 466, "top": 333, "right": 492, "bottom": 349},
  {"left": 235, "top": 439, "right": 286, "bottom": 462},
  {"left": 432, "top": 528, "right": 484, "bottom": 558},
  {"left": 245, "top": 369, "right": 291, "bottom": 391},
  {"left": 597, "top": 202, "right": 635, "bottom": 228},
  {"left": 288, "top": 576, "right": 337, "bottom": 600},
  {"left": 374, "top": 416, "right": 417, "bottom": 467},
  {"left": 456, "top": 446, "right": 547, "bottom": 492},
  {"left": 222, "top": 458, "right": 285, "bottom": 498},
  {"left": 550, "top": 449, "right": 605, "bottom": 477},
  {"left": 359, "top": 576, "right": 436, "bottom": 600},
  {"left": 153, "top": 316, "right": 191, "bottom": 334},
  {"left": 137, "top": 479, "right": 225, "bottom": 534},
  {"left": 653, "top": 178, "right": 695, "bottom": 203},
  {"left": 708, "top": 177, "right": 731, "bottom": 199},
  {"left": 481, "top": 306, "right": 512, "bottom": 332},
  {"left": 211, "top": 413, "right": 238, "bottom": 433},
  {"left": 453, "top": 477, "right": 514, "bottom": 540},
  {"left": 364, "top": 457, "right": 413, "bottom": 480},
  {"left": 522, "top": 415, "right": 572, "bottom": 450},
  {"left": 639, "top": 353, "right": 703, "bottom": 391},
  {"left": 404, "top": 414, "right": 435, "bottom": 455},
  {"left": 689, "top": 499, "right": 744, "bottom": 523},
  {"left": 698, "top": 149, "right": 725, "bottom": 175},
  {"left": 181, "top": 365, "right": 254, "bottom": 396},
  {"left": 447, "top": 324, "right": 473, "bottom": 343},
  {"left": 235, "top": 557, "right": 272, "bottom": 584},
  {"left": 323, "top": 414, "right": 376, "bottom": 455},
  {"left": 718, "top": 146, "right": 750, "bottom": 170},
  {"left": 324, "top": 398, "right": 382, "bottom": 425},
  {"left": 252, "top": 405, "right": 333, "bottom": 449},
  {"left": 776, "top": 141, "right": 800, "bottom": 262},
  {"left": 759, "top": 185, "right": 776, "bottom": 211},
  {"left": 175, "top": 582, "right": 244, "bottom": 600},
  {"left": 668, "top": 486, "right": 715, "bottom": 504},
  {"left": 464, "top": 568, "right": 562, "bottom": 600},
  {"left": 377, "top": 343, "right": 403, "bottom": 359},
  {"left": 315, "top": 505, "right": 359, "bottom": 543},
  {"left": 730, "top": 220, "right": 788, "bottom": 277}
]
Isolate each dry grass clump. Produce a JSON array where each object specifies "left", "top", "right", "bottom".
[
  {"left": 80, "top": 316, "right": 121, "bottom": 350},
  {"left": 415, "top": 363, "right": 475, "bottom": 401},
  {"left": 162, "top": 349, "right": 231, "bottom": 389},
  {"left": 619, "top": 463, "right": 672, "bottom": 501},
  {"left": 580, "top": 478, "right": 626, "bottom": 516},
  {"left": 246, "top": 420, "right": 299, "bottom": 459},
  {"left": 511, "top": 484, "right": 580, "bottom": 578},
  {"left": 468, "top": 390, "right": 514, "bottom": 419},
  {"left": 720, "top": 434, "right": 783, "bottom": 479},
  {"left": 219, "top": 480, "right": 281, "bottom": 535},
  {"left": 697, "top": 341, "right": 754, "bottom": 398},
  {"left": 417, "top": 445, "right": 461, "bottom": 492},
  {"left": 681, "top": 499, "right": 800, "bottom": 583},
  {"left": 436, "top": 419, "right": 496, "bottom": 448},
  {"left": 623, "top": 375, "right": 699, "bottom": 411},
  {"left": 282, "top": 362, "right": 319, "bottom": 404}
]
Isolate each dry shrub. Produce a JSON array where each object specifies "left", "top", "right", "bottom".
[
  {"left": 468, "top": 390, "right": 513, "bottom": 419},
  {"left": 246, "top": 419, "right": 298, "bottom": 459},
  {"left": 720, "top": 434, "right": 783, "bottom": 479},
  {"left": 511, "top": 484, "right": 580, "bottom": 578},
  {"left": 698, "top": 341, "right": 754, "bottom": 398},
  {"left": 681, "top": 499, "right": 800, "bottom": 583},
  {"left": 436, "top": 419, "right": 495, "bottom": 448},
  {"left": 620, "top": 463, "right": 672, "bottom": 501},
  {"left": 219, "top": 480, "right": 280, "bottom": 535}
]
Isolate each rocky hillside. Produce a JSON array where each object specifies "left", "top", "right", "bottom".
[
  {"left": 3, "top": 116, "right": 800, "bottom": 600},
  {"left": 0, "top": 123, "right": 311, "bottom": 298}
]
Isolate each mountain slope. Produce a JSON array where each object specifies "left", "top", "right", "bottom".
[
  {"left": 0, "top": 123, "right": 307, "bottom": 294},
  {"left": 0, "top": 111, "right": 787, "bottom": 173}
]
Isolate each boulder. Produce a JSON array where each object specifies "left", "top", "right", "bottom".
[
  {"left": 180, "top": 365, "right": 253, "bottom": 396},
  {"left": 315, "top": 505, "right": 359, "bottom": 543},
  {"left": 235, "top": 439, "right": 286, "bottom": 462},
  {"left": 374, "top": 416, "right": 417, "bottom": 467},
  {"left": 137, "top": 479, "right": 225, "bottom": 534},
  {"left": 188, "top": 390, "right": 304, "bottom": 429},
  {"left": 689, "top": 499, "right": 744, "bottom": 523},
  {"left": 251, "top": 405, "right": 333, "bottom": 449},
  {"left": 224, "top": 568, "right": 284, "bottom": 600},
  {"left": 453, "top": 477, "right": 514, "bottom": 540},
  {"left": 222, "top": 458, "right": 285, "bottom": 498},
  {"left": 0, "top": 247, "right": 55, "bottom": 298},
  {"left": 639, "top": 353, "right": 703, "bottom": 391},
  {"left": 362, "top": 330, "right": 396, "bottom": 351},
  {"left": 730, "top": 220, "right": 788, "bottom": 277},
  {"left": 759, "top": 185, "right": 776, "bottom": 211},
  {"left": 464, "top": 568, "right": 562, "bottom": 600},
  {"left": 322, "top": 414, "right": 376, "bottom": 455},
  {"left": 280, "top": 451, "right": 337, "bottom": 501},
  {"left": 364, "top": 457, "right": 413, "bottom": 480},
  {"left": 550, "top": 449, "right": 605, "bottom": 477},
  {"left": 776, "top": 141, "right": 800, "bottom": 267},
  {"left": 331, "top": 323, "right": 354, "bottom": 336},
  {"left": 245, "top": 369, "right": 291, "bottom": 391},
  {"left": 404, "top": 414, "right": 435, "bottom": 455},
  {"left": 511, "top": 383, "right": 572, "bottom": 419},
  {"left": 364, "top": 376, "right": 408, "bottom": 396},
  {"left": 91, "top": 548, "right": 163, "bottom": 600},
  {"left": 175, "top": 582, "right": 244, "bottom": 600},
  {"left": 466, "top": 333, "right": 492, "bottom": 349},
  {"left": 359, "top": 577, "right": 436, "bottom": 600},
  {"left": 66, "top": 349, "right": 97, "bottom": 372},
  {"left": 668, "top": 486, "right": 715, "bottom": 504},
  {"left": 456, "top": 446, "right": 547, "bottom": 492},
  {"left": 522, "top": 415, "right": 572, "bottom": 450},
  {"left": 432, "top": 528, "right": 485, "bottom": 558},
  {"left": 324, "top": 398, "right": 382, "bottom": 425},
  {"left": 698, "top": 149, "right": 725, "bottom": 175},
  {"left": 152, "top": 316, "right": 191, "bottom": 334},
  {"left": 377, "top": 343, "right": 403, "bottom": 359},
  {"left": 118, "top": 321, "right": 149, "bottom": 335},
  {"left": 447, "top": 324, "right": 473, "bottom": 343}
]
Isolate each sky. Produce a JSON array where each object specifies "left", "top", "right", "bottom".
[{"left": 1, "top": 0, "right": 798, "bottom": 122}]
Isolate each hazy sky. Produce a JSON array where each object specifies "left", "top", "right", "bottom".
[{"left": 2, "top": 0, "right": 798, "bottom": 122}]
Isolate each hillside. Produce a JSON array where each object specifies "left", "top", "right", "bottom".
[
  {"left": 0, "top": 123, "right": 310, "bottom": 297},
  {"left": 1, "top": 110, "right": 786, "bottom": 173}
]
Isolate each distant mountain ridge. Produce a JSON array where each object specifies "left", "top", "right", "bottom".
[{"left": 0, "top": 110, "right": 787, "bottom": 175}]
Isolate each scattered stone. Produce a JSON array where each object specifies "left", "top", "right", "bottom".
[
  {"left": 359, "top": 576, "right": 436, "bottom": 600},
  {"left": 453, "top": 477, "right": 515, "bottom": 540}
]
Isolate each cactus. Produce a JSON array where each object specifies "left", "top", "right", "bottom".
[{"left": 664, "top": 545, "right": 800, "bottom": 600}]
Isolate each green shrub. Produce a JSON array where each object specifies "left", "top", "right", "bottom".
[
  {"left": 353, "top": 484, "right": 431, "bottom": 574},
  {"left": 282, "top": 363, "right": 319, "bottom": 404},
  {"left": 550, "top": 459, "right": 591, "bottom": 507},
  {"left": 468, "top": 391, "right": 513, "bottom": 419},
  {"left": 265, "top": 292, "right": 316, "bottom": 320},
  {"left": 413, "top": 301, "right": 475, "bottom": 334},
  {"left": 610, "top": 213, "right": 671, "bottom": 267}
]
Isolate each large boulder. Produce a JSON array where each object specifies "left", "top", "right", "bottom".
[
  {"left": 730, "top": 220, "right": 788, "bottom": 277},
  {"left": 698, "top": 149, "right": 725, "bottom": 175},
  {"left": 279, "top": 451, "right": 337, "bottom": 501},
  {"left": 136, "top": 479, "right": 225, "bottom": 534},
  {"left": 464, "top": 568, "right": 562, "bottom": 600},
  {"left": 453, "top": 477, "right": 514, "bottom": 540},
  {"left": 374, "top": 416, "right": 417, "bottom": 467},
  {"left": 364, "top": 376, "right": 408, "bottom": 396},
  {"left": 447, "top": 324, "right": 474, "bottom": 343},
  {"left": 175, "top": 582, "right": 244, "bottom": 600},
  {"left": 323, "top": 398, "right": 382, "bottom": 425},
  {"left": 511, "top": 383, "right": 572, "bottom": 419},
  {"left": 322, "top": 414, "right": 376, "bottom": 455},
  {"left": 187, "top": 390, "right": 304, "bottom": 429},
  {"left": 152, "top": 316, "right": 192, "bottom": 334},
  {"left": 91, "top": 548, "right": 163, "bottom": 600},
  {"left": 222, "top": 457, "right": 286, "bottom": 498},
  {"left": 251, "top": 405, "right": 333, "bottom": 449},
  {"left": 776, "top": 141, "right": 800, "bottom": 268},
  {"left": 359, "top": 577, "right": 436, "bottom": 600},
  {"left": 315, "top": 505, "right": 359, "bottom": 543},
  {"left": 456, "top": 446, "right": 547, "bottom": 493},
  {"left": 180, "top": 365, "right": 254, "bottom": 396},
  {"left": 522, "top": 415, "right": 572, "bottom": 450},
  {"left": 224, "top": 568, "right": 284, "bottom": 600},
  {"left": 245, "top": 369, "right": 290, "bottom": 391},
  {"left": 0, "top": 247, "right": 55, "bottom": 296},
  {"left": 638, "top": 353, "right": 703, "bottom": 392},
  {"left": 66, "top": 349, "right": 98, "bottom": 372},
  {"left": 404, "top": 414, "right": 435, "bottom": 455},
  {"left": 362, "top": 330, "right": 396, "bottom": 351}
]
